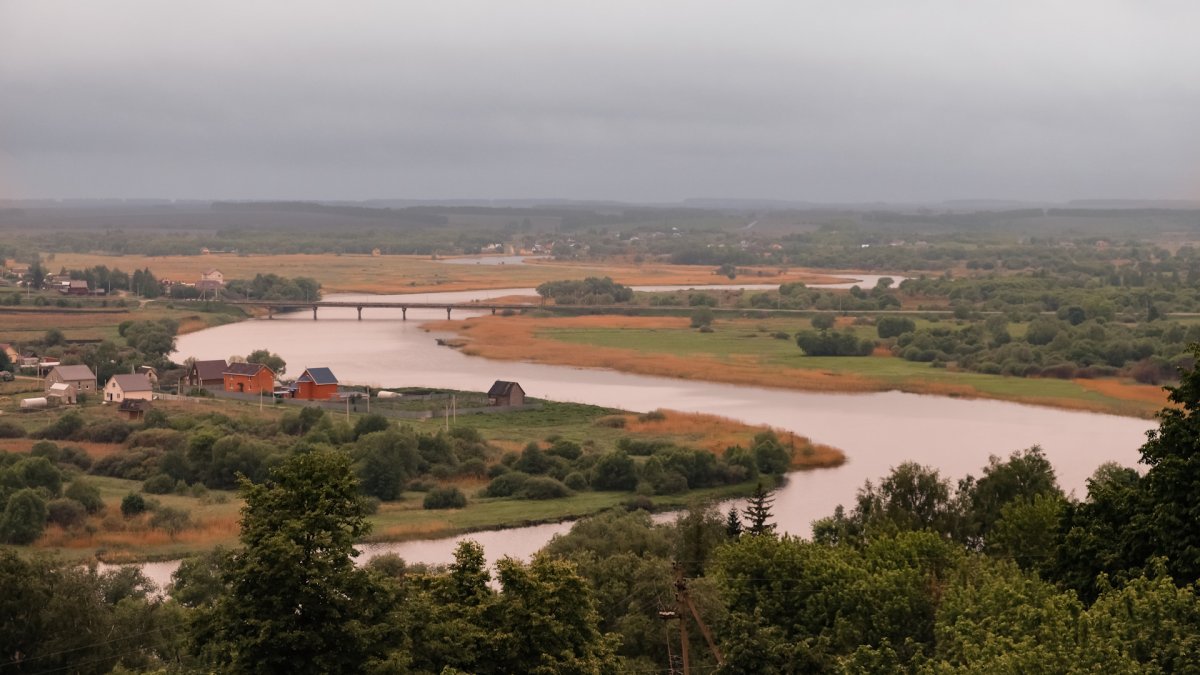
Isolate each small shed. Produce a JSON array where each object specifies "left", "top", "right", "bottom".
[
  {"left": 295, "top": 367, "right": 339, "bottom": 400},
  {"left": 118, "top": 399, "right": 152, "bottom": 420},
  {"left": 186, "top": 359, "right": 228, "bottom": 387},
  {"left": 105, "top": 373, "right": 154, "bottom": 403},
  {"left": 487, "top": 380, "right": 525, "bottom": 407},
  {"left": 46, "top": 382, "right": 77, "bottom": 405},
  {"left": 137, "top": 365, "right": 159, "bottom": 386},
  {"left": 223, "top": 363, "right": 274, "bottom": 394}
]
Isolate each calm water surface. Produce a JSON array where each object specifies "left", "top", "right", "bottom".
[{"left": 154, "top": 281, "right": 1154, "bottom": 588}]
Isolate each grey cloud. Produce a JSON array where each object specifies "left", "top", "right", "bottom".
[{"left": 2, "top": 0, "right": 1198, "bottom": 201}]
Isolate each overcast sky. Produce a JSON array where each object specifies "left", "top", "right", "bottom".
[{"left": 1, "top": 1, "right": 1198, "bottom": 203}]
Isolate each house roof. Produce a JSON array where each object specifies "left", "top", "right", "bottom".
[
  {"left": 68, "top": 280, "right": 88, "bottom": 289},
  {"left": 488, "top": 380, "right": 523, "bottom": 397},
  {"left": 51, "top": 364, "right": 96, "bottom": 382},
  {"left": 297, "top": 367, "right": 338, "bottom": 385},
  {"left": 192, "top": 359, "right": 228, "bottom": 380},
  {"left": 118, "top": 399, "right": 152, "bottom": 412},
  {"left": 224, "top": 362, "right": 270, "bottom": 377},
  {"left": 48, "top": 382, "right": 74, "bottom": 393},
  {"left": 110, "top": 373, "right": 153, "bottom": 392}
]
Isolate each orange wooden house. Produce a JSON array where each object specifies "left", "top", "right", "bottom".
[
  {"left": 295, "top": 367, "right": 339, "bottom": 400},
  {"left": 223, "top": 363, "right": 275, "bottom": 394}
]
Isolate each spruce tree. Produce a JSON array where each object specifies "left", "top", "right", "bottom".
[
  {"left": 725, "top": 505, "right": 743, "bottom": 537},
  {"left": 744, "top": 482, "right": 776, "bottom": 536}
]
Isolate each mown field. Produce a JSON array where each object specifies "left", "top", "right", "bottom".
[
  {"left": 428, "top": 313, "right": 1169, "bottom": 418},
  {"left": 43, "top": 252, "right": 844, "bottom": 294}
]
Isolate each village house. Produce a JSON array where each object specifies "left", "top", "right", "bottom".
[
  {"left": 63, "top": 279, "right": 90, "bottom": 296},
  {"left": 104, "top": 373, "right": 154, "bottom": 403},
  {"left": 195, "top": 269, "right": 224, "bottom": 296},
  {"left": 487, "top": 380, "right": 525, "bottom": 407},
  {"left": 46, "top": 382, "right": 76, "bottom": 405},
  {"left": 186, "top": 359, "right": 228, "bottom": 387},
  {"left": 223, "top": 362, "right": 274, "bottom": 394},
  {"left": 118, "top": 399, "right": 152, "bottom": 421},
  {"left": 294, "top": 367, "right": 339, "bottom": 400},
  {"left": 45, "top": 364, "right": 97, "bottom": 397},
  {"left": 0, "top": 343, "right": 19, "bottom": 365}
]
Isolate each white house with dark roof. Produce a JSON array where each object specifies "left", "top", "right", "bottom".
[{"left": 104, "top": 373, "right": 154, "bottom": 403}]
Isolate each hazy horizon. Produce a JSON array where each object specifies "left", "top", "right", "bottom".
[{"left": 3, "top": 1, "right": 1198, "bottom": 203}]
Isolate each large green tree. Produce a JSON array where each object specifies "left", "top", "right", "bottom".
[{"left": 201, "top": 449, "right": 391, "bottom": 673}]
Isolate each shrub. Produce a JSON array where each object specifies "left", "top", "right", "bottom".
[
  {"left": 126, "top": 428, "right": 185, "bottom": 451},
  {"left": 459, "top": 458, "right": 487, "bottom": 478},
  {"left": 877, "top": 316, "right": 917, "bottom": 339},
  {"left": 11, "top": 456, "right": 63, "bottom": 497},
  {"left": 407, "top": 479, "right": 435, "bottom": 492},
  {"left": 796, "top": 330, "right": 874, "bottom": 356},
  {"left": 593, "top": 415, "right": 627, "bottom": 429},
  {"left": 29, "top": 441, "right": 61, "bottom": 461},
  {"left": 79, "top": 419, "right": 132, "bottom": 444},
  {"left": 514, "top": 443, "right": 551, "bottom": 474},
  {"left": 33, "top": 412, "right": 84, "bottom": 441},
  {"left": 65, "top": 479, "right": 105, "bottom": 514},
  {"left": 150, "top": 506, "right": 191, "bottom": 538},
  {"left": 617, "top": 438, "right": 673, "bottom": 456},
  {"left": 590, "top": 451, "right": 638, "bottom": 491},
  {"left": 624, "top": 495, "right": 654, "bottom": 512},
  {"left": 46, "top": 498, "right": 87, "bottom": 529},
  {"left": 563, "top": 472, "right": 589, "bottom": 491},
  {"left": 353, "top": 414, "right": 391, "bottom": 439},
  {"left": 0, "top": 489, "right": 48, "bottom": 544},
  {"left": 637, "top": 409, "right": 667, "bottom": 423},
  {"left": 56, "top": 445, "right": 92, "bottom": 470},
  {"left": 690, "top": 307, "right": 715, "bottom": 329},
  {"left": 423, "top": 487, "right": 467, "bottom": 510},
  {"left": 520, "top": 477, "right": 572, "bottom": 500},
  {"left": 0, "top": 421, "right": 25, "bottom": 439},
  {"left": 546, "top": 439, "right": 582, "bottom": 461},
  {"left": 142, "top": 473, "right": 176, "bottom": 494},
  {"left": 483, "top": 471, "right": 530, "bottom": 498},
  {"left": 810, "top": 314, "right": 836, "bottom": 330},
  {"left": 120, "top": 492, "right": 147, "bottom": 517}
]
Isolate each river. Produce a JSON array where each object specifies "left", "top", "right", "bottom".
[{"left": 153, "top": 278, "right": 1154, "bottom": 588}]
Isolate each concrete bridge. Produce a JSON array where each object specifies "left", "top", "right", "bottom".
[
  {"left": 204, "top": 299, "right": 980, "bottom": 320},
  {"left": 215, "top": 299, "right": 541, "bottom": 320}
]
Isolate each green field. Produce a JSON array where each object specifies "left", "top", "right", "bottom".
[{"left": 538, "top": 319, "right": 1161, "bottom": 417}]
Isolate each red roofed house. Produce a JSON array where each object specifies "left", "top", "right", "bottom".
[
  {"left": 295, "top": 367, "right": 339, "bottom": 400},
  {"left": 224, "top": 362, "right": 274, "bottom": 394}
]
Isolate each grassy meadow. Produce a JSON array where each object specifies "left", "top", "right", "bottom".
[{"left": 428, "top": 313, "right": 1168, "bottom": 418}]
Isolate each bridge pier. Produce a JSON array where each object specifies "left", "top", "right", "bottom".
[
  {"left": 446, "top": 307, "right": 452, "bottom": 319},
  {"left": 492, "top": 307, "right": 496, "bottom": 315},
  {"left": 357, "top": 306, "right": 363, "bottom": 320},
  {"left": 267, "top": 307, "right": 274, "bottom": 320},
  {"left": 401, "top": 307, "right": 407, "bottom": 321},
  {"left": 312, "top": 306, "right": 318, "bottom": 320}
]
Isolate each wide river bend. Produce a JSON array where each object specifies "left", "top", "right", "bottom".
[{"left": 149, "top": 278, "right": 1154, "bottom": 587}]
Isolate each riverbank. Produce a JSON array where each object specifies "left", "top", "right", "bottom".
[
  {"left": 3, "top": 395, "right": 841, "bottom": 563},
  {"left": 425, "top": 313, "right": 1168, "bottom": 419}
]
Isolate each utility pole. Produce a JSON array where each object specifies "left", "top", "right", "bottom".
[{"left": 673, "top": 563, "right": 724, "bottom": 669}]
